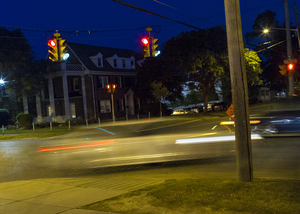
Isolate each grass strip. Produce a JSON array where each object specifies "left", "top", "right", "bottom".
[
  {"left": 80, "top": 178, "right": 300, "bottom": 214},
  {"left": 0, "top": 126, "right": 84, "bottom": 141}
]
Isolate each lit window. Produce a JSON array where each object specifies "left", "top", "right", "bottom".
[
  {"left": 100, "top": 100, "right": 111, "bottom": 113},
  {"left": 70, "top": 103, "right": 76, "bottom": 118}
]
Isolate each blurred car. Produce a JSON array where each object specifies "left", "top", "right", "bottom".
[
  {"left": 251, "top": 110, "right": 300, "bottom": 135},
  {"left": 171, "top": 109, "right": 189, "bottom": 115}
]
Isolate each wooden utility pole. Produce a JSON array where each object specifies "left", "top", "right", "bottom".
[
  {"left": 224, "top": 0, "right": 253, "bottom": 182},
  {"left": 285, "top": 0, "right": 294, "bottom": 96}
]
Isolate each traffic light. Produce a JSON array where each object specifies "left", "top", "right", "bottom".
[
  {"left": 152, "top": 38, "right": 159, "bottom": 57},
  {"left": 279, "top": 65, "right": 286, "bottom": 76},
  {"left": 59, "top": 39, "right": 69, "bottom": 61},
  {"left": 112, "top": 84, "right": 117, "bottom": 93},
  {"left": 48, "top": 39, "right": 58, "bottom": 61},
  {"left": 287, "top": 63, "right": 295, "bottom": 76},
  {"left": 142, "top": 38, "right": 150, "bottom": 57},
  {"left": 106, "top": 84, "right": 111, "bottom": 93},
  {"left": 105, "top": 84, "right": 117, "bottom": 93}
]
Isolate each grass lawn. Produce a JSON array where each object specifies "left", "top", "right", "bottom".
[
  {"left": 80, "top": 178, "right": 300, "bottom": 214},
  {"left": 0, "top": 125, "right": 85, "bottom": 141}
]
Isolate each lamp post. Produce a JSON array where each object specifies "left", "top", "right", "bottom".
[
  {"left": 263, "top": 25, "right": 298, "bottom": 96},
  {"left": 105, "top": 84, "right": 117, "bottom": 122}
]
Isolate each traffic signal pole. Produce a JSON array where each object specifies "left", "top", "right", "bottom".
[
  {"left": 285, "top": 0, "right": 295, "bottom": 96},
  {"left": 224, "top": 0, "right": 253, "bottom": 182}
]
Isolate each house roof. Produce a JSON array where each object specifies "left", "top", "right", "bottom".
[{"left": 67, "top": 42, "right": 144, "bottom": 72}]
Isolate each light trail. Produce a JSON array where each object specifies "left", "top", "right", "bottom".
[
  {"left": 175, "top": 134, "right": 263, "bottom": 145},
  {"left": 37, "top": 139, "right": 117, "bottom": 152}
]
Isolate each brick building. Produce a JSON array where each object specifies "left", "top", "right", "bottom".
[{"left": 24, "top": 42, "right": 144, "bottom": 123}]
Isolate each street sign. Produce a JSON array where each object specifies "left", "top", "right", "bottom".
[
  {"left": 226, "top": 104, "right": 234, "bottom": 120},
  {"left": 283, "top": 58, "right": 297, "bottom": 64}
]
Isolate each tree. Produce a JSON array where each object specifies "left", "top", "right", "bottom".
[
  {"left": 151, "top": 80, "right": 169, "bottom": 118},
  {"left": 220, "top": 48, "right": 263, "bottom": 105},
  {"left": 245, "top": 10, "right": 299, "bottom": 94},
  {"left": 161, "top": 26, "right": 228, "bottom": 113},
  {"left": 0, "top": 28, "right": 49, "bottom": 118}
]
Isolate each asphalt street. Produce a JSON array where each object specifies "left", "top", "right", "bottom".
[{"left": 0, "top": 111, "right": 299, "bottom": 183}]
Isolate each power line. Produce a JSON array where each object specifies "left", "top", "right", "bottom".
[{"left": 111, "top": 0, "right": 202, "bottom": 30}]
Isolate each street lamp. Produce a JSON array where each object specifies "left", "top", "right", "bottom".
[{"left": 263, "top": 27, "right": 299, "bottom": 96}]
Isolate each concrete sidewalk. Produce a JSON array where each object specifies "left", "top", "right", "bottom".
[{"left": 0, "top": 176, "right": 164, "bottom": 214}]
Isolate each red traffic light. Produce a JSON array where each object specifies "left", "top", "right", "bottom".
[
  {"left": 141, "top": 38, "right": 149, "bottom": 45},
  {"left": 48, "top": 40, "right": 56, "bottom": 48},
  {"left": 287, "top": 63, "right": 294, "bottom": 70}
]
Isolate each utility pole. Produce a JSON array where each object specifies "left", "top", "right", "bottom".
[
  {"left": 294, "top": 2, "right": 300, "bottom": 50},
  {"left": 285, "top": 0, "right": 295, "bottom": 96},
  {"left": 224, "top": 0, "right": 253, "bottom": 182}
]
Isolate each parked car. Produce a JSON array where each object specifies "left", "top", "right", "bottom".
[
  {"left": 251, "top": 110, "right": 300, "bottom": 135},
  {"left": 171, "top": 109, "right": 189, "bottom": 115}
]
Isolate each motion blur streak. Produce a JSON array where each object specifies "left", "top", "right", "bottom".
[
  {"left": 122, "top": 118, "right": 162, "bottom": 126},
  {"left": 175, "top": 134, "right": 263, "bottom": 144},
  {"left": 37, "top": 139, "right": 117, "bottom": 152},
  {"left": 220, "top": 120, "right": 261, "bottom": 125}
]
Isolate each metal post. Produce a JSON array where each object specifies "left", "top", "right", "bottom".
[
  {"left": 98, "top": 117, "right": 101, "bottom": 127},
  {"left": 32, "top": 123, "right": 35, "bottom": 132},
  {"left": 50, "top": 122, "right": 52, "bottom": 131},
  {"left": 111, "top": 93, "right": 115, "bottom": 122},
  {"left": 69, "top": 120, "right": 71, "bottom": 130},
  {"left": 86, "top": 119, "right": 88, "bottom": 128},
  {"left": 2, "top": 125, "right": 4, "bottom": 136},
  {"left": 137, "top": 113, "right": 139, "bottom": 120},
  {"left": 285, "top": 0, "right": 294, "bottom": 96},
  {"left": 149, "top": 112, "right": 150, "bottom": 119},
  {"left": 224, "top": 0, "right": 253, "bottom": 182}
]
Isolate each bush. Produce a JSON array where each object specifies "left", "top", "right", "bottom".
[
  {"left": 88, "top": 117, "right": 96, "bottom": 124},
  {"left": 76, "top": 116, "right": 85, "bottom": 125},
  {"left": 16, "top": 113, "right": 33, "bottom": 129},
  {"left": 0, "top": 109, "right": 10, "bottom": 126}
]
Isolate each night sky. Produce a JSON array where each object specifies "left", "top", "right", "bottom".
[{"left": 1, "top": 0, "right": 297, "bottom": 60}]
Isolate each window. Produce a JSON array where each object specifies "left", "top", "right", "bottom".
[
  {"left": 131, "top": 60, "right": 135, "bottom": 69},
  {"left": 116, "top": 77, "right": 122, "bottom": 88},
  {"left": 118, "top": 99, "right": 124, "bottom": 111},
  {"left": 47, "top": 105, "right": 52, "bottom": 117},
  {"left": 97, "top": 57, "right": 102, "bottom": 67},
  {"left": 70, "top": 103, "right": 76, "bottom": 119},
  {"left": 73, "top": 77, "right": 79, "bottom": 91},
  {"left": 124, "top": 77, "right": 133, "bottom": 87},
  {"left": 97, "top": 76, "right": 108, "bottom": 88},
  {"left": 100, "top": 100, "right": 111, "bottom": 113},
  {"left": 122, "top": 59, "right": 126, "bottom": 68},
  {"left": 266, "top": 90, "right": 270, "bottom": 96},
  {"left": 1, "top": 86, "right": 8, "bottom": 97},
  {"left": 113, "top": 59, "right": 117, "bottom": 67}
]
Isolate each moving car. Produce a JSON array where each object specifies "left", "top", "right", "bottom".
[
  {"left": 171, "top": 109, "right": 189, "bottom": 115},
  {"left": 251, "top": 110, "right": 300, "bottom": 135}
]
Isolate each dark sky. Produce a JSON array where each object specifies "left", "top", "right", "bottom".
[{"left": 1, "top": 0, "right": 297, "bottom": 60}]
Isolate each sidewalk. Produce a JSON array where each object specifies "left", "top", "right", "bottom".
[{"left": 0, "top": 175, "right": 165, "bottom": 214}]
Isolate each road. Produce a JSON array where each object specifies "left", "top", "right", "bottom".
[{"left": 0, "top": 111, "right": 299, "bottom": 182}]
